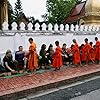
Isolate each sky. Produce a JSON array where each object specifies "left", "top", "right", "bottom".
[
  {"left": 9, "top": 0, "right": 85, "bottom": 21},
  {"left": 9, "top": 0, "right": 47, "bottom": 21}
]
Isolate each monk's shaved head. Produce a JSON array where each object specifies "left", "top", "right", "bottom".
[
  {"left": 29, "top": 38, "right": 33, "bottom": 41},
  {"left": 95, "top": 37, "right": 98, "bottom": 41},
  {"left": 73, "top": 39, "right": 76, "bottom": 43}
]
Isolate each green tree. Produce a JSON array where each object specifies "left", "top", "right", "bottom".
[
  {"left": 7, "top": 1, "right": 14, "bottom": 29},
  {"left": 44, "top": 0, "right": 79, "bottom": 24},
  {"left": 14, "top": 0, "right": 23, "bottom": 23}
]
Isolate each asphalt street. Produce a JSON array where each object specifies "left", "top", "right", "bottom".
[
  {"left": 71, "top": 89, "right": 100, "bottom": 100},
  {"left": 19, "top": 76, "right": 100, "bottom": 100}
]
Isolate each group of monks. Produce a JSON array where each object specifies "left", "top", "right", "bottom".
[
  {"left": 71, "top": 38, "right": 100, "bottom": 66},
  {"left": 28, "top": 37, "right": 100, "bottom": 71}
]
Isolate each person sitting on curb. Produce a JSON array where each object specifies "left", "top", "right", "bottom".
[
  {"left": 3, "top": 50, "right": 18, "bottom": 75},
  {"left": 15, "top": 46, "right": 27, "bottom": 73}
]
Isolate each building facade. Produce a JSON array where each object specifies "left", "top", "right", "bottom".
[
  {"left": 66, "top": 0, "right": 100, "bottom": 26},
  {"left": 0, "top": 0, "right": 8, "bottom": 28}
]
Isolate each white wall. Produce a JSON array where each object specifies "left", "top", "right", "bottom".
[
  {"left": 0, "top": 33, "right": 100, "bottom": 61},
  {"left": 1, "top": 22, "right": 100, "bottom": 62}
]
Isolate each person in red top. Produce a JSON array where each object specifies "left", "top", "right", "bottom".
[
  {"left": 89, "top": 42, "right": 95, "bottom": 64},
  {"left": 95, "top": 37, "right": 100, "bottom": 64},
  {"left": 52, "top": 41, "right": 63, "bottom": 70},
  {"left": 84, "top": 38, "right": 91, "bottom": 64},
  {"left": 72, "top": 39, "right": 81, "bottom": 66},
  {"left": 80, "top": 44, "right": 86, "bottom": 64}
]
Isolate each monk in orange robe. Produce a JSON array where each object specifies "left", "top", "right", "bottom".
[
  {"left": 52, "top": 41, "right": 63, "bottom": 70},
  {"left": 83, "top": 38, "right": 91, "bottom": 64},
  {"left": 72, "top": 39, "right": 81, "bottom": 66},
  {"left": 80, "top": 44, "right": 86, "bottom": 63},
  {"left": 28, "top": 38, "right": 38, "bottom": 71},
  {"left": 89, "top": 42, "right": 95, "bottom": 63},
  {"left": 95, "top": 37, "right": 100, "bottom": 64},
  {"left": 73, "top": 39, "right": 79, "bottom": 48}
]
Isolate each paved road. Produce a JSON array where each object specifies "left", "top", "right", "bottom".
[
  {"left": 71, "top": 89, "right": 100, "bottom": 100},
  {"left": 19, "top": 76, "right": 100, "bottom": 100}
]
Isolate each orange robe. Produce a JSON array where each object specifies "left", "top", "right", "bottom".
[
  {"left": 28, "top": 42, "right": 38, "bottom": 70},
  {"left": 52, "top": 46, "right": 63, "bottom": 68},
  {"left": 83, "top": 43, "right": 91, "bottom": 62},
  {"left": 72, "top": 44, "right": 81, "bottom": 65},
  {"left": 75, "top": 42, "right": 79, "bottom": 48},
  {"left": 80, "top": 47, "right": 86, "bottom": 62},
  {"left": 95, "top": 40, "right": 100, "bottom": 61},
  {"left": 89, "top": 46, "right": 95, "bottom": 62}
]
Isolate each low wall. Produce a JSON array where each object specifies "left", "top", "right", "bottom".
[{"left": 0, "top": 32, "right": 100, "bottom": 61}]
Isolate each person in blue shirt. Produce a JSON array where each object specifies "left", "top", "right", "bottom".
[{"left": 15, "top": 46, "right": 27, "bottom": 71}]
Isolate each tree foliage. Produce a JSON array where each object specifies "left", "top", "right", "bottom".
[
  {"left": 44, "top": 0, "right": 79, "bottom": 24},
  {"left": 7, "top": 1, "right": 14, "bottom": 29},
  {"left": 14, "top": 0, "right": 23, "bottom": 23}
]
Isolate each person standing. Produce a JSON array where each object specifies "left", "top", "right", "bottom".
[
  {"left": 95, "top": 37, "right": 100, "bottom": 64},
  {"left": 72, "top": 39, "right": 79, "bottom": 48},
  {"left": 52, "top": 41, "right": 63, "bottom": 70},
  {"left": 28, "top": 38, "right": 38, "bottom": 72},
  {"left": 72, "top": 39, "right": 81, "bottom": 66},
  {"left": 80, "top": 44, "right": 86, "bottom": 64},
  {"left": 83, "top": 38, "right": 91, "bottom": 64},
  {"left": 89, "top": 42, "right": 95, "bottom": 64}
]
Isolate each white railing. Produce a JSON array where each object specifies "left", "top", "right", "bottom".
[
  {"left": 0, "top": 22, "right": 100, "bottom": 35},
  {"left": 0, "top": 21, "right": 100, "bottom": 61}
]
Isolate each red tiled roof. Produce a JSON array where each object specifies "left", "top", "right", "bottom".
[{"left": 65, "top": 1, "right": 86, "bottom": 23}]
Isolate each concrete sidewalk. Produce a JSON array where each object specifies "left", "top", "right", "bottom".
[{"left": 0, "top": 64, "right": 100, "bottom": 100}]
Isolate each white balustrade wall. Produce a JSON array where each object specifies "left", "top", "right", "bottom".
[{"left": 0, "top": 22, "right": 100, "bottom": 61}]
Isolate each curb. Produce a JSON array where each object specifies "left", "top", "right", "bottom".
[{"left": 0, "top": 70, "right": 100, "bottom": 100}]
